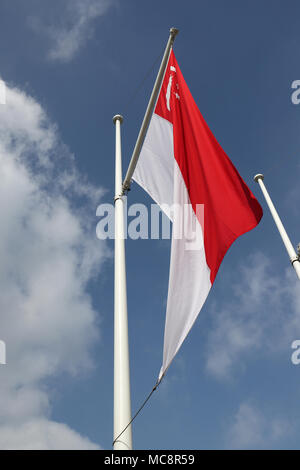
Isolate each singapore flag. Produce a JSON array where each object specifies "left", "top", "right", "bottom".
[{"left": 133, "top": 50, "right": 263, "bottom": 381}]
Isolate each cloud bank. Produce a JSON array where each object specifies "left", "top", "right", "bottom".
[
  {"left": 0, "top": 79, "right": 107, "bottom": 449},
  {"left": 227, "top": 402, "right": 291, "bottom": 449},
  {"left": 29, "top": 0, "right": 115, "bottom": 62}
]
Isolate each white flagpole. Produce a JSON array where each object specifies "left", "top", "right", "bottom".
[
  {"left": 122, "top": 27, "right": 179, "bottom": 193},
  {"left": 111, "top": 28, "right": 179, "bottom": 450},
  {"left": 254, "top": 174, "right": 300, "bottom": 280},
  {"left": 113, "top": 114, "right": 133, "bottom": 450}
]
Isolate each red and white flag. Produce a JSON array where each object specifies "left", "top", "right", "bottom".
[{"left": 133, "top": 50, "right": 263, "bottom": 381}]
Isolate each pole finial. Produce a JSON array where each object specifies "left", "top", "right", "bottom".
[
  {"left": 254, "top": 173, "right": 264, "bottom": 183},
  {"left": 113, "top": 114, "right": 124, "bottom": 125},
  {"left": 170, "top": 27, "right": 179, "bottom": 43}
]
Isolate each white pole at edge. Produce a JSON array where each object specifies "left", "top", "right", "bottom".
[{"left": 254, "top": 174, "right": 300, "bottom": 280}]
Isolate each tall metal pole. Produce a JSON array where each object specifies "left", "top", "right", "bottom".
[
  {"left": 254, "top": 174, "right": 300, "bottom": 280},
  {"left": 111, "top": 28, "right": 179, "bottom": 448},
  {"left": 113, "top": 114, "right": 133, "bottom": 450},
  {"left": 122, "top": 27, "right": 179, "bottom": 193}
]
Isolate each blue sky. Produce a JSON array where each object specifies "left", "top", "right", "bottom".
[{"left": 0, "top": 0, "right": 300, "bottom": 450}]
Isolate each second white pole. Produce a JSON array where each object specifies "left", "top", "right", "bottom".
[
  {"left": 113, "top": 114, "right": 133, "bottom": 450},
  {"left": 254, "top": 174, "right": 300, "bottom": 280}
]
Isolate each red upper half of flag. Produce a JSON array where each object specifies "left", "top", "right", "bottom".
[{"left": 155, "top": 50, "right": 263, "bottom": 284}]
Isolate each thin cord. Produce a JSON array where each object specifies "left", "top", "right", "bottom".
[
  {"left": 112, "top": 379, "right": 161, "bottom": 448},
  {"left": 122, "top": 48, "right": 164, "bottom": 116}
]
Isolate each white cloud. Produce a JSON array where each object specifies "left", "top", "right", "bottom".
[
  {"left": 29, "top": 0, "right": 115, "bottom": 63},
  {"left": 0, "top": 420, "right": 100, "bottom": 450},
  {"left": 227, "top": 402, "right": 291, "bottom": 449},
  {"left": 205, "top": 252, "right": 300, "bottom": 380},
  {"left": 0, "top": 80, "right": 108, "bottom": 448}
]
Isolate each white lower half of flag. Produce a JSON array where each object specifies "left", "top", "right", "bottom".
[
  {"left": 160, "top": 161, "right": 211, "bottom": 379},
  {"left": 133, "top": 114, "right": 212, "bottom": 380}
]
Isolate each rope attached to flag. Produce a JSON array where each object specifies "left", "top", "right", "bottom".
[
  {"left": 122, "top": 48, "right": 164, "bottom": 116},
  {"left": 112, "top": 379, "right": 161, "bottom": 448}
]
